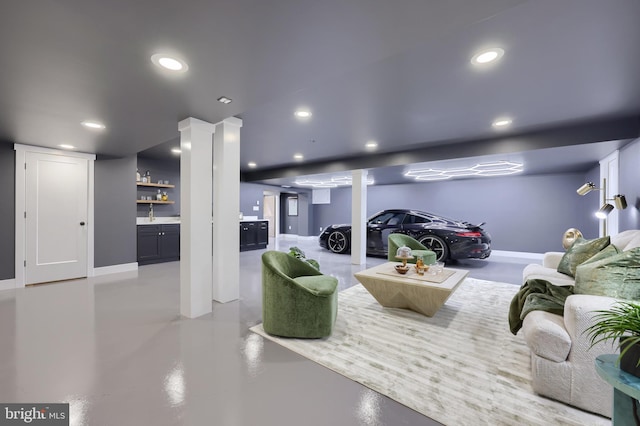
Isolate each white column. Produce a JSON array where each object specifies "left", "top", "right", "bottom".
[
  {"left": 212, "top": 117, "right": 243, "bottom": 302},
  {"left": 351, "top": 170, "right": 368, "bottom": 265},
  {"left": 178, "top": 117, "right": 215, "bottom": 318}
]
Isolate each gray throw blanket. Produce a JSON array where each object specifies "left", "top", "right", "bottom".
[{"left": 508, "top": 278, "right": 574, "bottom": 335}]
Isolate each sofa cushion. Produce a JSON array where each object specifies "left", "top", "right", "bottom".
[
  {"left": 557, "top": 236, "right": 610, "bottom": 277},
  {"left": 611, "top": 230, "right": 640, "bottom": 251},
  {"left": 522, "top": 311, "right": 571, "bottom": 362},
  {"left": 574, "top": 247, "right": 640, "bottom": 299},
  {"left": 293, "top": 275, "right": 338, "bottom": 296},
  {"left": 523, "top": 263, "right": 576, "bottom": 287}
]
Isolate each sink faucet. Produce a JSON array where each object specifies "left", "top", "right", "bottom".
[{"left": 149, "top": 203, "right": 154, "bottom": 222}]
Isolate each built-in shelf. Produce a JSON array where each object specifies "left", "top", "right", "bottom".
[
  {"left": 136, "top": 200, "right": 175, "bottom": 204},
  {"left": 137, "top": 182, "right": 175, "bottom": 188}
]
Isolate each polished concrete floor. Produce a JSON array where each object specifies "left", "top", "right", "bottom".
[{"left": 0, "top": 236, "right": 530, "bottom": 426}]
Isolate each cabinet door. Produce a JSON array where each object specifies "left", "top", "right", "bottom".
[
  {"left": 161, "top": 224, "right": 180, "bottom": 260},
  {"left": 257, "top": 222, "right": 269, "bottom": 246},
  {"left": 137, "top": 225, "right": 161, "bottom": 264}
]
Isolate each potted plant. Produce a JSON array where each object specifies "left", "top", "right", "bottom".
[
  {"left": 586, "top": 301, "right": 640, "bottom": 377},
  {"left": 287, "top": 246, "right": 320, "bottom": 271}
]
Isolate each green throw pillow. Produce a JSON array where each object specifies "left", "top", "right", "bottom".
[
  {"left": 581, "top": 244, "right": 619, "bottom": 265},
  {"left": 557, "top": 236, "right": 610, "bottom": 277},
  {"left": 574, "top": 247, "right": 640, "bottom": 300}
]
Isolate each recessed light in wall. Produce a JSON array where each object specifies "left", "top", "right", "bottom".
[
  {"left": 151, "top": 53, "right": 189, "bottom": 72},
  {"left": 293, "top": 153, "right": 304, "bottom": 161},
  {"left": 294, "top": 110, "right": 312, "bottom": 119},
  {"left": 365, "top": 141, "right": 378, "bottom": 150},
  {"left": 58, "top": 144, "right": 75, "bottom": 150},
  {"left": 171, "top": 148, "right": 181, "bottom": 155},
  {"left": 217, "top": 96, "right": 232, "bottom": 104},
  {"left": 492, "top": 118, "right": 512, "bottom": 128},
  {"left": 471, "top": 48, "right": 505, "bottom": 65},
  {"left": 248, "top": 162, "right": 257, "bottom": 168},
  {"left": 81, "top": 120, "right": 106, "bottom": 130}
]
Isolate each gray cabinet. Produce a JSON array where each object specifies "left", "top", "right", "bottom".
[
  {"left": 240, "top": 221, "right": 268, "bottom": 251},
  {"left": 137, "top": 224, "right": 180, "bottom": 265}
]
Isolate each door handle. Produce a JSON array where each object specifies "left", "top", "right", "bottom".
[{"left": 80, "top": 221, "right": 86, "bottom": 226}]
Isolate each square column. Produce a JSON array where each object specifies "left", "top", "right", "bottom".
[
  {"left": 178, "top": 117, "right": 215, "bottom": 318},
  {"left": 212, "top": 117, "right": 243, "bottom": 302},
  {"left": 351, "top": 170, "right": 368, "bottom": 265}
]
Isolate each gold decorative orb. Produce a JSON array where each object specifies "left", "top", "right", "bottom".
[{"left": 562, "top": 228, "right": 583, "bottom": 250}]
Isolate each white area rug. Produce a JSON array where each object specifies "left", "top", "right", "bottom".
[{"left": 251, "top": 278, "right": 609, "bottom": 426}]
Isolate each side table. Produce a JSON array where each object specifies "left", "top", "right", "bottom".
[{"left": 595, "top": 354, "right": 640, "bottom": 425}]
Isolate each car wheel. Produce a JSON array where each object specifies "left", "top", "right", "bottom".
[
  {"left": 327, "top": 230, "right": 349, "bottom": 254},
  {"left": 419, "top": 235, "right": 449, "bottom": 261}
]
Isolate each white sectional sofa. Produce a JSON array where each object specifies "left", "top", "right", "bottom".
[{"left": 520, "top": 229, "right": 640, "bottom": 418}]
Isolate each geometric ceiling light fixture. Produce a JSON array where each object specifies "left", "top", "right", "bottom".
[
  {"left": 404, "top": 160, "right": 523, "bottom": 181},
  {"left": 217, "top": 96, "right": 232, "bottom": 104},
  {"left": 295, "top": 175, "right": 375, "bottom": 188}
]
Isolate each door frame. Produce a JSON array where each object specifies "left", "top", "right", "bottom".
[{"left": 14, "top": 144, "right": 96, "bottom": 288}]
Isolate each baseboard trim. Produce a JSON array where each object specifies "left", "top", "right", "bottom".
[
  {"left": 93, "top": 262, "right": 138, "bottom": 276},
  {"left": 0, "top": 279, "right": 16, "bottom": 291},
  {"left": 491, "top": 250, "right": 544, "bottom": 261}
]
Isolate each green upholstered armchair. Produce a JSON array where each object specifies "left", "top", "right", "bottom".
[
  {"left": 387, "top": 234, "right": 437, "bottom": 265},
  {"left": 262, "top": 251, "right": 338, "bottom": 338}
]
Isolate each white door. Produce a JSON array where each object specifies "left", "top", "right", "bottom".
[
  {"left": 263, "top": 194, "right": 276, "bottom": 237},
  {"left": 25, "top": 152, "right": 89, "bottom": 284}
]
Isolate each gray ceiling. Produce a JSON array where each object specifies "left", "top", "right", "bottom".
[{"left": 2, "top": 0, "right": 640, "bottom": 183}]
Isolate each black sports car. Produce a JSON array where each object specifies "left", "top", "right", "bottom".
[{"left": 319, "top": 209, "right": 491, "bottom": 261}]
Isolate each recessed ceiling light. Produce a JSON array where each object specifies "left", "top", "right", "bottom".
[
  {"left": 81, "top": 121, "right": 106, "bottom": 130},
  {"left": 217, "top": 96, "right": 232, "bottom": 104},
  {"left": 365, "top": 141, "right": 378, "bottom": 150},
  {"left": 471, "top": 48, "right": 505, "bottom": 65},
  {"left": 294, "top": 110, "right": 312, "bottom": 118},
  {"left": 281, "top": 185, "right": 292, "bottom": 188},
  {"left": 492, "top": 118, "right": 512, "bottom": 128},
  {"left": 248, "top": 162, "right": 257, "bottom": 168},
  {"left": 58, "top": 144, "right": 75, "bottom": 150},
  {"left": 151, "top": 53, "right": 189, "bottom": 72},
  {"left": 293, "top": 153, "right": 304, "bottom": 160},
  {"left": 171, "top": 148, "right": 181, "bottom": 155}
]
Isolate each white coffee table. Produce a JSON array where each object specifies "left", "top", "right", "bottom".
[{"left": 354, "top": 262, "right": 469, "bottom": 317}]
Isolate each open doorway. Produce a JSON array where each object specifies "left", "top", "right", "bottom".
[{"left": 263, "top": 192, "right": 277, "bottom": 237}]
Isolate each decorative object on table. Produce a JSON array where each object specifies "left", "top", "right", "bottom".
[
  {"left": 427, "top": 261, "right": 445, "bottom": 275},
  {"left": 586, "top": 301, "right": 640, "bottom": 377},
  {"left": 562, "top": 228, "right": 583, "bottom": 250},
  {"left": 287, "top": 246, "right": 320, "bottom": 271},
  {"left": 394, "top": 264, "right": 409, "bottom": 274},
  {"left": 415, "top": 255, "right": 425, "bottom": 275},
  {"left": 161, "top": 192, "right": 168, "bottom": 201},
  {"left": 156, "top": 189, "right": 162, "bottom": 200},
  {"left": 395, "top": 246, "right": 414, "bottom": 268}
]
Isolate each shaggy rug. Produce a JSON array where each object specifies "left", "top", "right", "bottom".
[{"left": 251, "top": 278, "right": 609, "bottom": 425}]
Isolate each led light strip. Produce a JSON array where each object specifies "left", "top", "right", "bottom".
[{"left": 404, "top": 161, "right": 523, "bottom": 181}]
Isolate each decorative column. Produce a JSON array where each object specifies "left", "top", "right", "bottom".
[
  {"left": 212, "top": 117, "right": 243, "bottom": 302},
  {"left": 178, "top": 117, "right": 215, "bottom": 318},
  {"left": 351, "top": 169, "right": 368, "bottom": 265}
]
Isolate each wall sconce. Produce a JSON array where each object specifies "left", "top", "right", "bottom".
[{"left": 576, "top": 182, "right": 596, "bottom": 195}]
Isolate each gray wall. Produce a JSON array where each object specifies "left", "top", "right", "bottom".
[
  {"left": 136, "top": 157, "right": 180, "bottom": 217},
  {"left": 0, "top": 144, "right": 15, "bottom": 280},
  {"left": 619, "top": 137, "right": 640, "bottom": 231},
  {"left": 95, "top": 156, "right": 137, "bottom": 267},
  {"left": 313, "top": 172, "right": 599, "bottom": 253}
]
